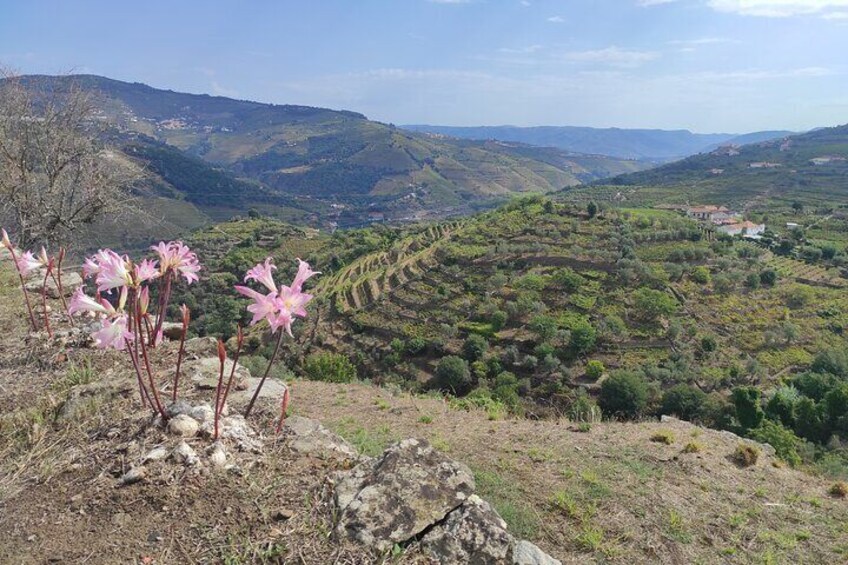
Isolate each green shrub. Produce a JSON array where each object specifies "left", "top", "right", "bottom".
[
  {"left": 434, "top": 355, "right": 472, "bottom": 395},
  {"left": 811, "top": 348, "right": 848, "bottom": 378},
  {"left": 303, "top": 352, "right": 358, "bottom": 383},
  {"left": 462, "top": 333, "right": 489, "bottom": 362},
  {"left": 732, "top": 387, "right": 764, "bottom": 432},
  {"left": 633, "top": 288, "right": 678, "bottom": 321},
  {"left": 759, "top": 269, "right": 778, "bottom": 287},
  {"left": 490, "top": 310, "right": 508, "bottom": 331},
  {"left": 661, "top": 384, "right": 707, "bottom": 421},
  {"left": 568, "top": 391, "right": 603, "bottom": 423},
  {"left": 691, "top": 266, "right": 711, "bottom": 284},
  {"left": 569, "top": 321, "right": 597, "bottom": 355},
  {"left": 599, "top": 371, "right": 648, "bottom": 419},
  {"left": 765, "top": 386, "right": 798, "bottom": 428},
  {"left": 700, "top": 335, "right": 718, "bottom": 353},
  {"left": 748, "top": 420, "right": 802, "bottom": 467},
  {"left": 585, "top": 360, "right": 605, "bottom": 380}
]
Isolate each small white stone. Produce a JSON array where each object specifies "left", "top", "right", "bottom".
[
  {"left": 172, "top": 441, "right": 199, "bottom": 466},
  {"left": 167, "top": 414, "right": 200, "bottom": 437},
  {"left": 120, "top": 467, "right": 146, "bottom": 485},
  {"left": 189, "top": 405, "right": 215, "bottom": 423},
  {"left": 209, "top": 444, "right": 227, "bottom": 467},
  {"left": 142, "top": 446, "right": 169, "bottom": 463}
]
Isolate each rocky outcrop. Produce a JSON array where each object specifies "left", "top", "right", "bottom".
[
  {"left": 334, "top": 438, "right": 475, "bottom": 551},
  {"left": 332, "top": 437, "right": 561, "bottom": 564},
  {"left": 25, "top": 271, "right": 83, "bottom": 298}
]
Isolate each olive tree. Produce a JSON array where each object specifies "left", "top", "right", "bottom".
[{"left": 0, "top": 70, "right": 139, "bottom": 247}]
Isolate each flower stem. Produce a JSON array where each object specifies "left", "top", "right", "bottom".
[
  {"left": 244, "top": 329, "right": 285, "bottom": 418},
  {"left": 5, "top": 246, "right": 38, "bottom": 330},
  {"left": 150, "top": 271, "right": 173, "bottom": 347},
  {"left": 51, "top": 248, "right": 68, "bottom": 314},
  {"left": 214, "top": 340, "right": 227, "bottom": 440},
  {"left": 126, "top": 339, "right": 154, "bottom": 408},
  {"left": 135, "top": 296, "right": 167, "bottom": 420},
  {"left": 172, "top": 310, "right": 190, "bottom": 403},
  {"left": 40, "top": 263, "right": 53, "bottom": 338},
  {"left": 217, "top": 326, "right": 243, "bottom": 420}
]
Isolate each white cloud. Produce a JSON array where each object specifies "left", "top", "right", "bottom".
[
  {"left": 427, "top": 0, "right": 473, "bottom": 3},
  {"left": 520, "top": 0, "right": 531, "bottom": 5},
  {"left": 498, "top": 45, "right": 543, "bottom": 54},
  {"left": 707, "top": 0, "right": 848, "bottom": 17},
  {"left": 637, "top": 0, "right": 678, "bottom": 5},
  {"left": 563, "top": 46, "right": 660, "bottom": 67},
  {"left": 822, "top": 8, "right": 848, "bottom": 16},
  {"left": 547, "top": 15, "right": 565, "bottom": 22}
]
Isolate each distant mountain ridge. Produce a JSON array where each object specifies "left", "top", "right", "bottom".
[
  {"left": 580, "top": 123, "right": 848, "bottom": 208},
  {"left": 402, "top": 124, "right": 795, "bottom": 161},
  {"left": 8, "top": 75, "right": 653, "bottom": 233}
]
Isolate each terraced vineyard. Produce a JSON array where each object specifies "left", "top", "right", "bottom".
[{"left": 314, "top": 221, "right": 466, "bottom": 313}]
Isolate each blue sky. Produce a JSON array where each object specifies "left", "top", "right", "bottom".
[{"left": 1, "top": 0, "right": 847, "bottom": 132}]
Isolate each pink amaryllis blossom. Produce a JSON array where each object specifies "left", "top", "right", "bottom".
[
  {"left": 234, "top": 285, "right": 279, "bottom": 327},
  {"left": 15, "top": 251, "right": 42, "bottom": 277},
  {"left": 68, "top": 288, "right": 114, "bottom": 317},
  {"left": 292, "top": 258, "right": 320, "bottom": 293},
  {"left": 91, "top": 315, "right": 134, "bottom": 351},
  {"left": 135, "top": 259, "right": 160, "bottom": 284},
  {"left": 238, "top": 258, "right": 318, "bottom": 419},
  {"left": 151, "top": 240, "right": 201, "bottom": 284},
  {"left": 245, "top": 257, "right": 278, "bottom": 292}
]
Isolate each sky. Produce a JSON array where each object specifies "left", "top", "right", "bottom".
[{"left": 1, "top": 0, "right": 847, "bottom": 133}]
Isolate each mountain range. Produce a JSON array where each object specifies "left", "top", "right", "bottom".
[
  {"left": 402, "top": 124, "right": 794, "bottom": 161},
  {"left": 11, "top": 75, "right": 652, "bottom": 238}
]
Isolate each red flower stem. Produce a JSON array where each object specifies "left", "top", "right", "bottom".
[
  {"left": 217, "top": 326, "right": 244, "bottom": 419},
  {"left": 275, "top": 387, "right": 290, "bottom": 434},
  {"left": 150, "top": 272, "right": 173, "bottom": 346},
  {"left": 213, "top": 346, "right": 226, "bottom": 440},
  {"left": 52, "top": 248, "right": 68, "bottom": 313},
  {"left": 5, "top": 246, "right": 38, "bottom": 330},
  {"left": 135, "top": 296, "right": 167, "bottom": 420},
  {"left": 172, "top": 312, "right": 189, "bottom": 402},
  {"left": 40, "top": 263, "right": 53, "bottom": 338},
  {"left": 125, "top": 338, "right": 153, "bottom": 408},
  {"left": 244, "top": 329, "right": 285, "bottom": 418}
]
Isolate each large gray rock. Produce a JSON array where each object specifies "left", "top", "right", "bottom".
[
  {"left": 25, "top": 271, "right": 82, "bottom": 298},
  {"left": 226, "top": 376, "right": 288, "bottom": 408},
  {"left": 512, "top": 541, "right": 562, "bottom": 565},
  {"left": 284, "top": 416, "right": 357, "bottom": 460},
  {"left": 421, "top": 494, "right": 513, "bottom": 564},
  {"left": 334, "top": 438, "right": 475, "bottom": 551}
]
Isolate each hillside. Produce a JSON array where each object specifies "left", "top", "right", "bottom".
[
  {"left": 14, "top": 75, "right": 652, "bottom": 228},
  {"left": 1, "top": 262, "right": 846, "bottom": 564},
  {"left": 402, "top": 124, "right": 793, "bottom": 161},
  {"left": 593, "top": 124, "right": 848, "bottom": 210}
]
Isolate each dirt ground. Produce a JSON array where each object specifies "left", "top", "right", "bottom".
[{"left": 1, "top": 269, "right": 847, "bottom": 564}]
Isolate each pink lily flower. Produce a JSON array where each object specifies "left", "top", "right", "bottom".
[
  {"left": 292, "top": 258, "right": 320, "bottom": 293},
  {"left": 234, "top": 285, "right": 279, "bottom": 327},
  {"left": 15, "top": 251, "right": 42, "bottom": 277},
  {"left": 270, "top": 308, "right": 294, "bottom": 337},
  {"left": 68, "top": 288, "right": 114, "bottom": 316},
  {"left": 92, "top": 315, "right": 134, "bottom": 350},
  {"left": 138, "top": 286, "right": 151, "bottom": 316},
  {"left": 152, "top": 241, "right": 201, "bottom": 284},
  {"left": 245, "top": 257, "right": 278, "bottom": 292},
  {"left": 135, "top": 259, "right": 160, "bottom": 284},
  {"left": 95, "top": 252, "right": 132, "bottom": 292},
  {"left": 276, "top": 285, "right": 313, "bottom": 318}
]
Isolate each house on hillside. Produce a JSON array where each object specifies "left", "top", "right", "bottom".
[
  {"left": 686, "top": 205, "right": 729, "bottom": 221},
  {"left": 716, "top": 221, "right": 766, "bottom": 237}
]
